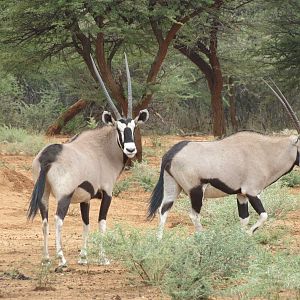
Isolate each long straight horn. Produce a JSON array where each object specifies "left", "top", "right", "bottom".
[
  {"left": 90, "top": 54, "right": 121, "bottom": 120},
  {"left": 124, "top": 53, "right": 132, "bottom": 119},
  {"left": 263, "top": 79, "right": 300, "bottom": 134}
]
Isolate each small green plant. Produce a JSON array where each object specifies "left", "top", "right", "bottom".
[
  {"left": 2, "top": 269, "right": 30, "bottom": 280},
  {"left": 113, "top": 178, "right": 132, "bottom": 196},
  {"left": 280, "top": 170, "right": 300, "bottom": 187},
  {"left": 34, "top": 263, "right": 55, "bottom": 291},
  {"left": 86, "top": 116, "right": 98, "bottom": 129},
  {"left": 131, "top": 161, "right": 158, "bottom": 192},
  {"left": 151, "top": 136, "right": 162, "bottom": 148}
]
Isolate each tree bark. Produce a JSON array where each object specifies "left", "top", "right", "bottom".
[
  {"left": 173, "top": 1, "right": 225, "bottom": 137},
  {"left": 209, "top": 5, "right": 225, "bottom": 137},
  {"left": 46, "top": 99, "right": 89, "bottom": 136}
]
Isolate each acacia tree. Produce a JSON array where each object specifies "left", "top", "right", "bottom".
[
  {"left": 174, "top": 0, "right": 226, "bottom": 136},
  {"left": 0, "top": 0, "right": 210, "bottom": 159}
]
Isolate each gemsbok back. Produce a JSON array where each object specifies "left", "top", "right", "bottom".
[
  {"left": 148, "top": 80, "right": 300, "bottom": 239},
  {"left": 27, "top": 54, "right": 149, "bottom": 267}
]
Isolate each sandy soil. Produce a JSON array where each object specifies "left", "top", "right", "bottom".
[{"left": 0, "top": 134, "right": 299, "bottom": 300}]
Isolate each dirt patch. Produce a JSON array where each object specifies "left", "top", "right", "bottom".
[{"left": 0, "top": 169, "right": 33, "bottom": 192}]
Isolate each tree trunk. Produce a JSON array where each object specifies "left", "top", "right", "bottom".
[
  {"left": 209, "top": 5, "right": 225, "bottom": 137},
  {"left": 46, "top": 99, "right": 89, "bottom": 136},
  {"left": 228, "top": 76, "right": 238, "bottom": 132}
]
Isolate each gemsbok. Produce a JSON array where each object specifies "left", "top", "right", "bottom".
[
  {"left": 148, "top": 80, "right": 300, "bottom": 239},
  {"left": 28, "top": 54, "right": 149, "bottom": 267}
]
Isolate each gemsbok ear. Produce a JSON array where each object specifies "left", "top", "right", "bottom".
[
  {"left": 102, "top": 111, "right": 116, "bottom": 126},
  {"left": 134, "top": 109, "right": 149, "bottom": 125}
]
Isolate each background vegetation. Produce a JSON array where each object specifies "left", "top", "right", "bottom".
[{"left": 0, "top": 0, "right": 299, "bottom": 136}]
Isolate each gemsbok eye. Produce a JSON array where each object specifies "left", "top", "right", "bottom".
[{"left": 27, "top": 53, "right": 149, "bottom": 268}]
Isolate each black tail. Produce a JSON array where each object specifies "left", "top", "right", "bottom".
[
  {"left": 27, "top": 166, "right": 49, "bottom": 220},
  {"left": 147, "top": 141, "right": 189, "bottom": 220},
  {"left": 147, "top": 166, "right": 164, "bottom": 220}
]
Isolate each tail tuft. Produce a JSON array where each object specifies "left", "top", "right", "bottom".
[
  {"left": 27, "top": 167, "right": 48, "bottom": 220},
  {"left": 147, "top": 170, "right": 164, "bottom": 220}
]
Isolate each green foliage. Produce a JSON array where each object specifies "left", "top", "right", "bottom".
[
  {"left": 131, "top": 161, "right": 158, "bottom": 192},
  {"left": 35, "top": 263, "right": 55, "bottom": 291},
  {"left": 0, "top": 126, "right": 46, "bottom": 155},
  {"left": 280, "top": 170, "right": 300, "bottom": 188},
  {"left": 113, "top": 178, "right": 131, "bottom": 197},
  {"left": 229, "top": 252, "right": 300, "bottom": 299},
  {"left": 17, "top": 94, "right": 64, "bottom": 132},
  {"left": 87, "top": 178, "right": 300, "bottom": 300},
  {"left": 86, "top": 117, "right": 98, "bottom": 129}
]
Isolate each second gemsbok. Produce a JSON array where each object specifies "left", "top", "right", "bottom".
[{"left": 148, "top": 80, "right": 300, "bottom": 239}]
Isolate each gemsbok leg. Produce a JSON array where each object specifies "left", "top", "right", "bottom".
[
  {"left": 237, "top": 194, "right": 250, "bottom": 227},
  {"left": 189, "top": 184, "right": 206, "bottom": 233},
  {"left": 55, "top": 194, "right": 72, "bottom": 267},
  {"left": 248, "top": 194, "right": 268, "bottom": 234},
  {"left": 78, "top": 202, "right": 90, "bottom": 265},
  {"left": 157, "top": 171, "right": 181, "bottom": 240},
  {"left": 97, "top": 191, "right": 111, "bottom": 265},
  {"left": 39, "top": 183, "right": 50, "bottom": 264}
]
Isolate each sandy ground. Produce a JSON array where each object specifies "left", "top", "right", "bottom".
[{"left": 0, "top": 134, "right": 299, "bottom": 300}]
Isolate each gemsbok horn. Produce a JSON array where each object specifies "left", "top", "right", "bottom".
[
  {"left": 28, "top": 53, "right": 149, "bottom": 267},
  {"left": 148, "top": 79, "right": 299, "bottom": 239}
]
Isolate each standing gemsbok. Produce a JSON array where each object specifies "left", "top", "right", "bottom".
[
  {"left": 148, "top": 80, "right": 300, "bottom": 239},
  {"left": 28, "top": 54, "right": 149, "bottom": 267}
]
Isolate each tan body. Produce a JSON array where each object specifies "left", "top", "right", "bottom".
[
  {"left": 33, "top": 126, "right": 123, "bottom": 204},
  {"left": 149, "top": 131, "right": 300, "bottom": 238}
]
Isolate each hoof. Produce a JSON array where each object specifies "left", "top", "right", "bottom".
[
  {"left": 41, "top": 258, "right": 51, "bottom": 266},
  {"left": 55, "top": 264, "right": 68, "bottom": 273},
  {"left": 78, "top": 257, "right": 88, "bottom": 265},
  {"left": 97, "top": 257, "right": 110, "bottom": 266}
]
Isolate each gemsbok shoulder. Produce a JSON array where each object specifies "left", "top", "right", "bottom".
[
  {"left": 27, "top": 54, "right": 149, "bottom": 267},
  {"left": 148, "top": 80, "right": 300, "bottom": 239}
]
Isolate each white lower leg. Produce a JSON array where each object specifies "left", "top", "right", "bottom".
[
  {"left": 240, "top": 216, "right": 250, "bottom": 227},
  {"left": 99, "top": 219, "right": 106, "bottom": 234},
  {"left": 78, "top": 223, "right": 89, "bottom": 265},
  {"left": 42, "top": 219, "right": 50, "bottom": 263},
  {"left": 189, "top": 208, "right": 203, "bottom": 233},
  {"left": 157, "top": 210, "right": 169, "bottom": 240},
  {"left": 55, "top": 215, "right": 67, "bottom": 267},
  {"left": 97, "top": 219, "right": 110, "bottom": 265},
  {"left": 249, "top": 212, "right": 268, "bottom": 234}
]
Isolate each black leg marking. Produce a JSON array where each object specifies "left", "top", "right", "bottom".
[
  {"left": 248, "top": 195, "right": 266, "bottom": 215},
  {"left": 190, "top": 185, "right": 203, "bottom": 214},
  {"left": 201, "top": 178, "right": 241, "bottom": 194},
  {"left": 78, "top": 181, "right": 94, "bottom": 198},
  {"left": 98, "top": 191, "right": 112, "bottom": 222},
  {"left": 80, "top": 202, "right": 90, "bottom": 226},
  {"left": 161, "top": 202, "right": 174, "bottom": 215},
  {"left": 56, "top": 193, "right": 73, "bottom": 220},
  {"left": 237, "top": 200, "right": 249, "bottom": 219},
  {"left": 39, "top": 203, "right": 48, "bottom": 221},
  {"left": 94, "top": 189, "right": 102, "bottom": 199}
]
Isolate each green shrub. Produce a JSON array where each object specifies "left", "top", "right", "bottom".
[
  {"left": 113, "top": 178, "right": 131, "bottom": 196},
  {"left": 131, "top": 161, "right": 158, "bottom": 192},
  {"left": 0, "top": 126, "right": 46, "bottom": 155},
  {"left": 88, "top": 225, "right": 256, "bottom": 299},
  {"left": 18, "top": 94, "right": 64, "bottom": 132},
  {"left": 280, "top": 170, "right": 300, "bottom": 188}
]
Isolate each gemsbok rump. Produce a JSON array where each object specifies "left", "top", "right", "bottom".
[
  {"left": 148, "top": 80, "right": 300, "bottom": 239},
  {"left": 27, "top": 54, "right": 149, "bottom": 267}
]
